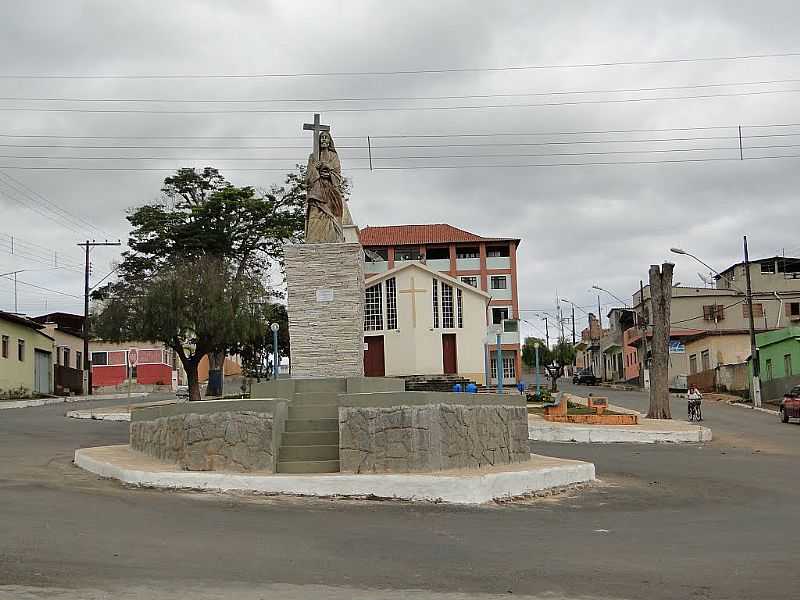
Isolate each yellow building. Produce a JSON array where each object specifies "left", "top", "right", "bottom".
[{"left": 0, "top": 311, "right": 55, "bottom": 398}]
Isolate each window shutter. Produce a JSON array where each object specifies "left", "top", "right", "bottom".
[
  {"left": 714, "top": 304, "right": 724, "bottom": 320},
  {"left": 703, "top": 305, "right": 713, "bottom": 320}
]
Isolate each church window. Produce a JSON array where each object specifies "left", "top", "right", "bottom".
[
  {"left": 386, "top": 277, "right": 397, "bottom": 330},
  {"left": 457, "top": 288, "right": 463, "bottom": 328},
  {"left": 442, "top": 283, "right": 455, "bottom": 328},
  {"left": 365, "top": 283, "right": 383, "bottom": 331},
  {"left": 432, "top": 279, "right": 439, "bottom": 328}
]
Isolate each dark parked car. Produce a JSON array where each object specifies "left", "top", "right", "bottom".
[
  {"left": 572, "top": 369, "right": 598, "bottom": 385},
  {"left": 779, "top": 385, "right": 800, "bottom": 423}
]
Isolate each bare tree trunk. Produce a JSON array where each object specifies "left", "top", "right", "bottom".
[
  {"left": 206, "top": 351, "right": 225, "bottom": 397},
  {"left": 647, "top": 262, "right": 674, "bottom": 419}
]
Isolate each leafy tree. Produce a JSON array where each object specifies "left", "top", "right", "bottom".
[
  {"left": 92, "top": 167, "right": 305, "bottom": 400},
  {"left": 521, "top": 337, "right": 551, "bottom": 368},
  {"left": 544, "top": 339, "right": 577, "bottom": 392}
]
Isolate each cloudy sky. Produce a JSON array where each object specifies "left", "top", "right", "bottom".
[{"left": 1, "top": 0, "right": 799, "bottom": 340}]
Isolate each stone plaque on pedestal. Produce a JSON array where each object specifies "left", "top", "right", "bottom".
[{"left": 285, "top": 242, "right": 364, "bottom": 377}]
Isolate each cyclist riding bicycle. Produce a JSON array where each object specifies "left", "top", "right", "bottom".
[{"left": 687, "top": 386, "right": 703, "bottom": 421}]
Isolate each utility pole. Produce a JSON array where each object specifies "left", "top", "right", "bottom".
[
  {"left": 78, "top": 240, "right": 121, "bottom": 395},
  {"left": 639, "top": 279, "right": 649, "bottom": 390},
  {"left": 743, "top": 235, "right": 762, "bottom": 407},
  {"left": 597, "top": 295, "right": 605, "bottom": 380},
  {"left": 542, "top": 316, "right": 550, "bottom": 348},
  {"left": 571, "top": 304, "right": 576, "bottom": 345}
]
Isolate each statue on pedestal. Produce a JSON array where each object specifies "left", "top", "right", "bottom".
[{"left": 303, "top": 114, "right": 344, "bottom": 243}]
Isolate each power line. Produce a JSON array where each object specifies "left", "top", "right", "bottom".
[
  {"left": 0, "top": 181, "right": 84, "bottom": 235},
  {"left": 0, "top": 275, "right": 82, "bottom": 299},
  {"left": 3, "top": 77, "right": 800, "bottom": 104},
  {"left": 12, "top": 144, "right": 800, "bottom": 163},
  {"left": 1, "top": 50, "right": 799, "bottom": 79},
  {"left": 0, "top": 170, "right": 111, "bottom": 238},
  {"left": 0, "top": 134, "right": 752, "bottom": 150},
  {"left": 2, "top": 121, "right": 800, "bottom": 141},
  {"left": 2, "top": 88, "right": 799, "bottom": 114},
  {"left": 3, "top": 153, "right": 800, "bottom": 172}
]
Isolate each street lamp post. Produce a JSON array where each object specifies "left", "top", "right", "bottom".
[
  {"left": 270, "top": 322, "right": 280, "bottom": 380},
  {"left": 670, "top": 242, "right": 762, "bottom": 407}
]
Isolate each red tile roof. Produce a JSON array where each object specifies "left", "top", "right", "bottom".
[{"left": 359, "top": 224, "right": 519, "bottom": 246}]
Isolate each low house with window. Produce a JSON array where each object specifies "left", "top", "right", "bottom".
[
  {"left": 684, "top": 330, "right": 752, "bottom": 395},
  {"left": 90, "top": 341, "right": 178, "bottom": 392},
  {"left": 755, "top": 326, "right": 800, "bottom": 401},
  {"left": 0, "top": 310, "right": 54, "bottom": 397},
  {"left": 362, "top": 262, "right": 491, "bottom": 384},
  {"left": 33, "top": 312, "right": 85, "bottom": 395}
]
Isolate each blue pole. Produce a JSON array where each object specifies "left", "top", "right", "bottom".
[
  {"left": 496, "top": 332, "right": 503, "bottom": 393},
  {"left": 272, "top": 327, "right": 279, "bottom": 379},
  {"left": 535, "top": 345, "right": 541, "bottom": 399}
]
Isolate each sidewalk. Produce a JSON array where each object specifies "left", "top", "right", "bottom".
[
  {"left": 0, "top": 392, "right": 149, "bottom": 410},
  {"left": 67, "top": 399, "right": 176, "bottom": 421}
]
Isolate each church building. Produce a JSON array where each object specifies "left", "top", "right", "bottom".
[
  {"left": 362, "top": 262, "right": 490, "bottom": 383},
  {"left": 360, "top": 224, "right": 522, "bottom": 385}
]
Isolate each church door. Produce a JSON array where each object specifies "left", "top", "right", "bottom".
[
  {"left": 364, "top": 335, "right": 385, "bottom": 377},
  {"left": 442, "top": 334, "right": 458, "bottom": 374}
]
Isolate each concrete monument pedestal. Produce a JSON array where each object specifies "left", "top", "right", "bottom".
[{"left": 285, "top": 242, "right": 365, "bottom": 377}]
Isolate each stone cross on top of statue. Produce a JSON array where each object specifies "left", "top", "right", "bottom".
[
  {"left": 302, "top": 113, "right": 344, "bottom": 244},
  {"left": 303, "top": 113, "right": 330, "bottom": 162}
]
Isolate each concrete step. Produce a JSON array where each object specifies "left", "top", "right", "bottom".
[
  {"left": 276, "top": 459, "right": 340, "bottom": 474},
  {"left": 294, "top": 378, "right": 347, "bottom": 394},
  {"left": 288, "top": 404, "right": 338, "bottom": 420},
  {"left": 291, "top": 392, "right": 339, "bottom": 405},
  {"left": 284, "top": 418, "right": 338, "bottom": 433},
  {"left": 279, "top": 444, "right": 339, "bottom": 461},
  {"left": 282, "top": 430, "right": 339, "bottom": 446}
]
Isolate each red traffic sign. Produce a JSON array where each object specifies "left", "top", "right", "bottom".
[{"left": 128, "top": 348, "right": 139, "bottom": 366}]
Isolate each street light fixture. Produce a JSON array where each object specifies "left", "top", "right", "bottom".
[
  {"left": 591, "top": 284, "right": 630, "bottom": 308},
  {"left": 669, "top": 248, "right": 744, "bottom": 293}
]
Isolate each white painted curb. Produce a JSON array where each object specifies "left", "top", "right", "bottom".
[
  {"left": 726, "top": 401, "right": 779, "bottom": 415},
  {"left": 66, "top": 409, "right": 131, "bottom": 422},
  {"left": 529, "top": 421, "right": 712, "bottom": 444},
  {"left": 0, "top": 392, "right": 147, "bottom": 410},
  {"left": 74, "top": 446, "right": 596, "bottom": 505}
]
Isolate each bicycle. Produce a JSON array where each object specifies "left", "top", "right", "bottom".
[{"left": 688, "top": 399, "right": 703, "bottom": 422}]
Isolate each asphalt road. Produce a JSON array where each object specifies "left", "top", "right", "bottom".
[{"left": 0, "top": 386, "right": 798, "bottom": 599}]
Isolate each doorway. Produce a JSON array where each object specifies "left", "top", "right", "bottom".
[
  {"left": 34, "top": 349, "right": 52, "bottom": 395},
  {"left": 364, "top": 335, "right": 385, "bottom": 377},
  {"left": 442, "top": 334, "right": 458, "bottom": 374}
]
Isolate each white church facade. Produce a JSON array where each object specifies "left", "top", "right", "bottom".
[{"left": 362, "top": 262, "right": 491, "bottom": 384}]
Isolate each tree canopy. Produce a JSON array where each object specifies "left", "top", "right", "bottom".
[{"left": 92, "top": 167, "right": 306, "bottom": 400}]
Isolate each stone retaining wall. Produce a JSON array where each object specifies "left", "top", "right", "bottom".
[
  {"left": 339, "top": 403, "right": 529, "bottom": 473},
  {"left": 130, "top": 401, "right": 287, "bottom": 472}
]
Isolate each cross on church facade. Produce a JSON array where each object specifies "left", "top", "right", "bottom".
[
  {"left": 399, "top": 276, "right": 427, "bottom": 328},
  {"left": 302, "top": 113, "right": 330, "bottom": 161}
]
